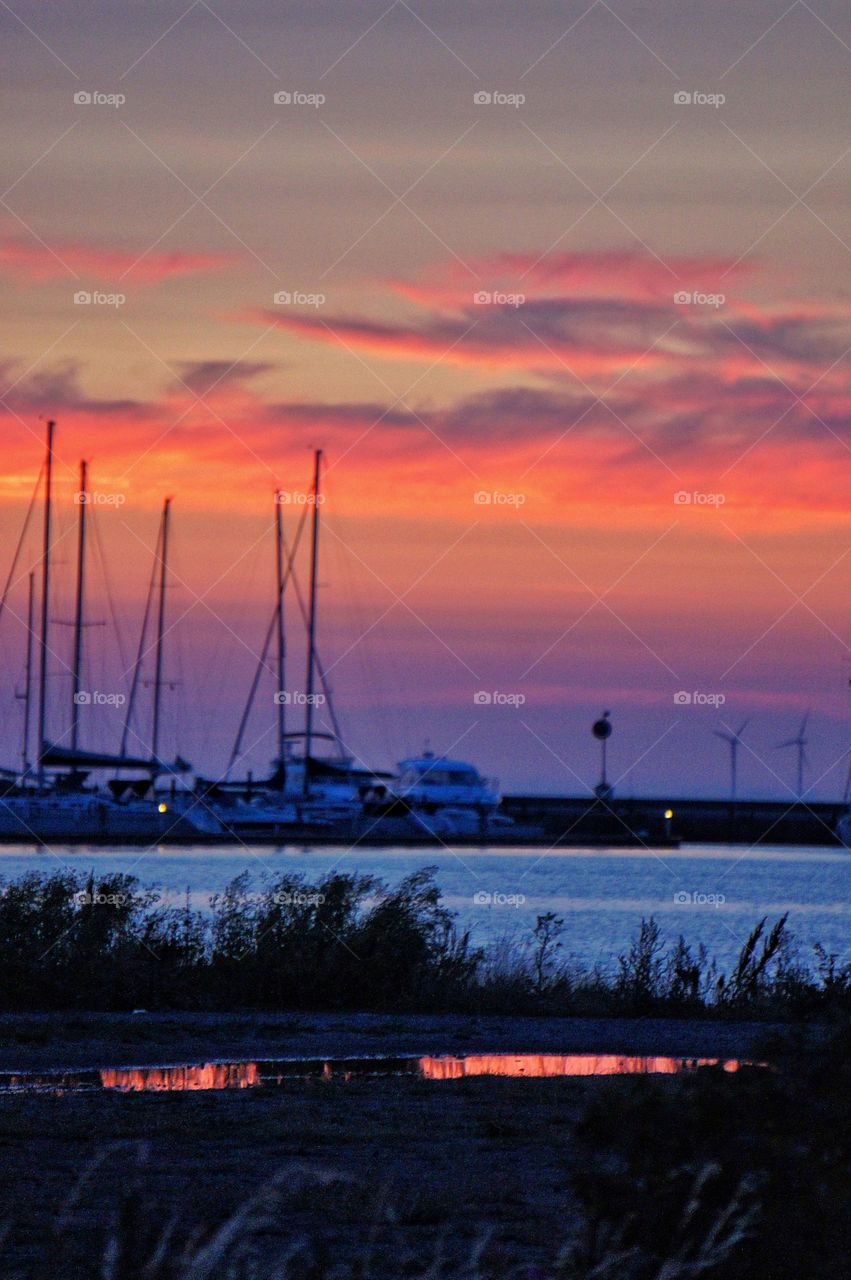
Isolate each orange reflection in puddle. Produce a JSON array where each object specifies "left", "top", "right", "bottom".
[
  {"left": 419, "top": 1054, "right": 741, "bottom": 1079},
  {"left": 101, "top": 1062, "right": 261, "bottom": 1091},
  {"left": 91, "top": 1053, "right": 744, "bottom": 1093}
]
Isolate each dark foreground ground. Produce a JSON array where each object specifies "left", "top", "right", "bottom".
[{"left": 0, "top": 1012, "right": 846, "bottom": 1280}]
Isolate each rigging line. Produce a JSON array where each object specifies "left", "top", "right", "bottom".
[
  {"left": 166, "top": 531, "right": 187, "bottom": 759},
  {"left": 120, "top": 516, "right": 162, "bottom": 758},
  {"left": 286, "top": 550, "right": 345, "bottom": 755},
  {"left": 0, "top": 460, "right": 45, "bottom": 626},
  {"left": 313, "top": 645, "right": 345, "bottom": 755},
  {"left": 226, "top": 504, "right": 310, "bottom": 777},
  {"left": 89, "top": 505, "right": 132, "bottom": 681},
  {"left": 335, "top": 528, "right": 394, "bottom": 766}
]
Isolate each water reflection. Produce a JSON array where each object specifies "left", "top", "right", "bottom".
[
  {"left": 418, "top": 1054, "right": 741, "bottom": 1079},
  {"left": 0, "top": 1052, "right": 745, "bottom": 1094},
  {"left": 101, "top": 1061, "right": 260, "bottom": 1091}
]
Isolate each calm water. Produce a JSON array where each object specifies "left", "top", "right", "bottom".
[
  {"left": 0, "top": 1053, "right": 748, "bottom": 1094},
  {"left": 1, "top": 842, "right": 848, "bottom": 970}
]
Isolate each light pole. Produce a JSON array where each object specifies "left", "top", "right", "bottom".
[{"left": 592, "top": 711, "right": 613, "bottom": 800}]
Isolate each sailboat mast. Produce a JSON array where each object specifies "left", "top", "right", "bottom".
[
  {"left": 21, "top": 571, "right": 34, "bottom": 776},
  {"left": 70, "top": 459, "right": 88, "bottom": 753},
  {"left": 36, "top": 419, "right": 55, "bottom": 784},
  {"left": 151, "top": 497, "right": 171, "bottom": 762},
  {"left": 274, "top": 491, "right": 286, "bottom": 785},
  {"left": 303, "top": 449, "right": 322, "bottom": 796}
]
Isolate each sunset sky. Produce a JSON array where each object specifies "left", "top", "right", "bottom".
[{"left": 2, "top": 0, "right": 851, "bottom": 797}]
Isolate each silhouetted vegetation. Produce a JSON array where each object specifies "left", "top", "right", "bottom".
[
  {"left": 0, "top": 868, "right": 848, "bottom": 1018},
  {"left": 560, "top": 1015, "right": 851, "bottom": 1280}
]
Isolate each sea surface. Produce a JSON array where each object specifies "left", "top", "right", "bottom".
[{"left": 1, "top": 842, "right": 848, "bottom": 971}]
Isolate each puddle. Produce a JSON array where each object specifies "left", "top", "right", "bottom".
[{"left": 0, "top": 1052, "right": 748, "bottom": 1094}]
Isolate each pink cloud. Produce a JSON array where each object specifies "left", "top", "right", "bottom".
[
  {"left": 0, "top": 235, "right": 240, "bottom": 283},
  {"left": 387, "top": 250, "right": 756, "bottom": 307}
]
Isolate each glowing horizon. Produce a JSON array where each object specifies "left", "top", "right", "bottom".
[{"left": 2, "top": 1, "right": 851, "bottom": 797}]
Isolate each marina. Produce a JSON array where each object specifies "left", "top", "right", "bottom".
[{"left": 2, "top": 423, "right": 849, "bottom": 849}]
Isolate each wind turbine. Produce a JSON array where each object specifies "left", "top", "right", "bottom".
[
  {"left": 714, "top": 719, "right": 750, "bottom": 804},
  {"left": 776, "top": 712, "right": 810, "bottom": 799}
]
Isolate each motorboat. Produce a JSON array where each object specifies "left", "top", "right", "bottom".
[{"left": 356, "top": 750, "right": 525, "bottom": 841}]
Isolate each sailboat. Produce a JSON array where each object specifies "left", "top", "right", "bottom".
[
  {"left": 197, "top": 450, "right": 390, "bottom": 839},
  {"left": 0, "top": 424, "right": 222, "bottom": 844},
  {"left": 200, "top": 452, "right": 533, "bottom": 844}
]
